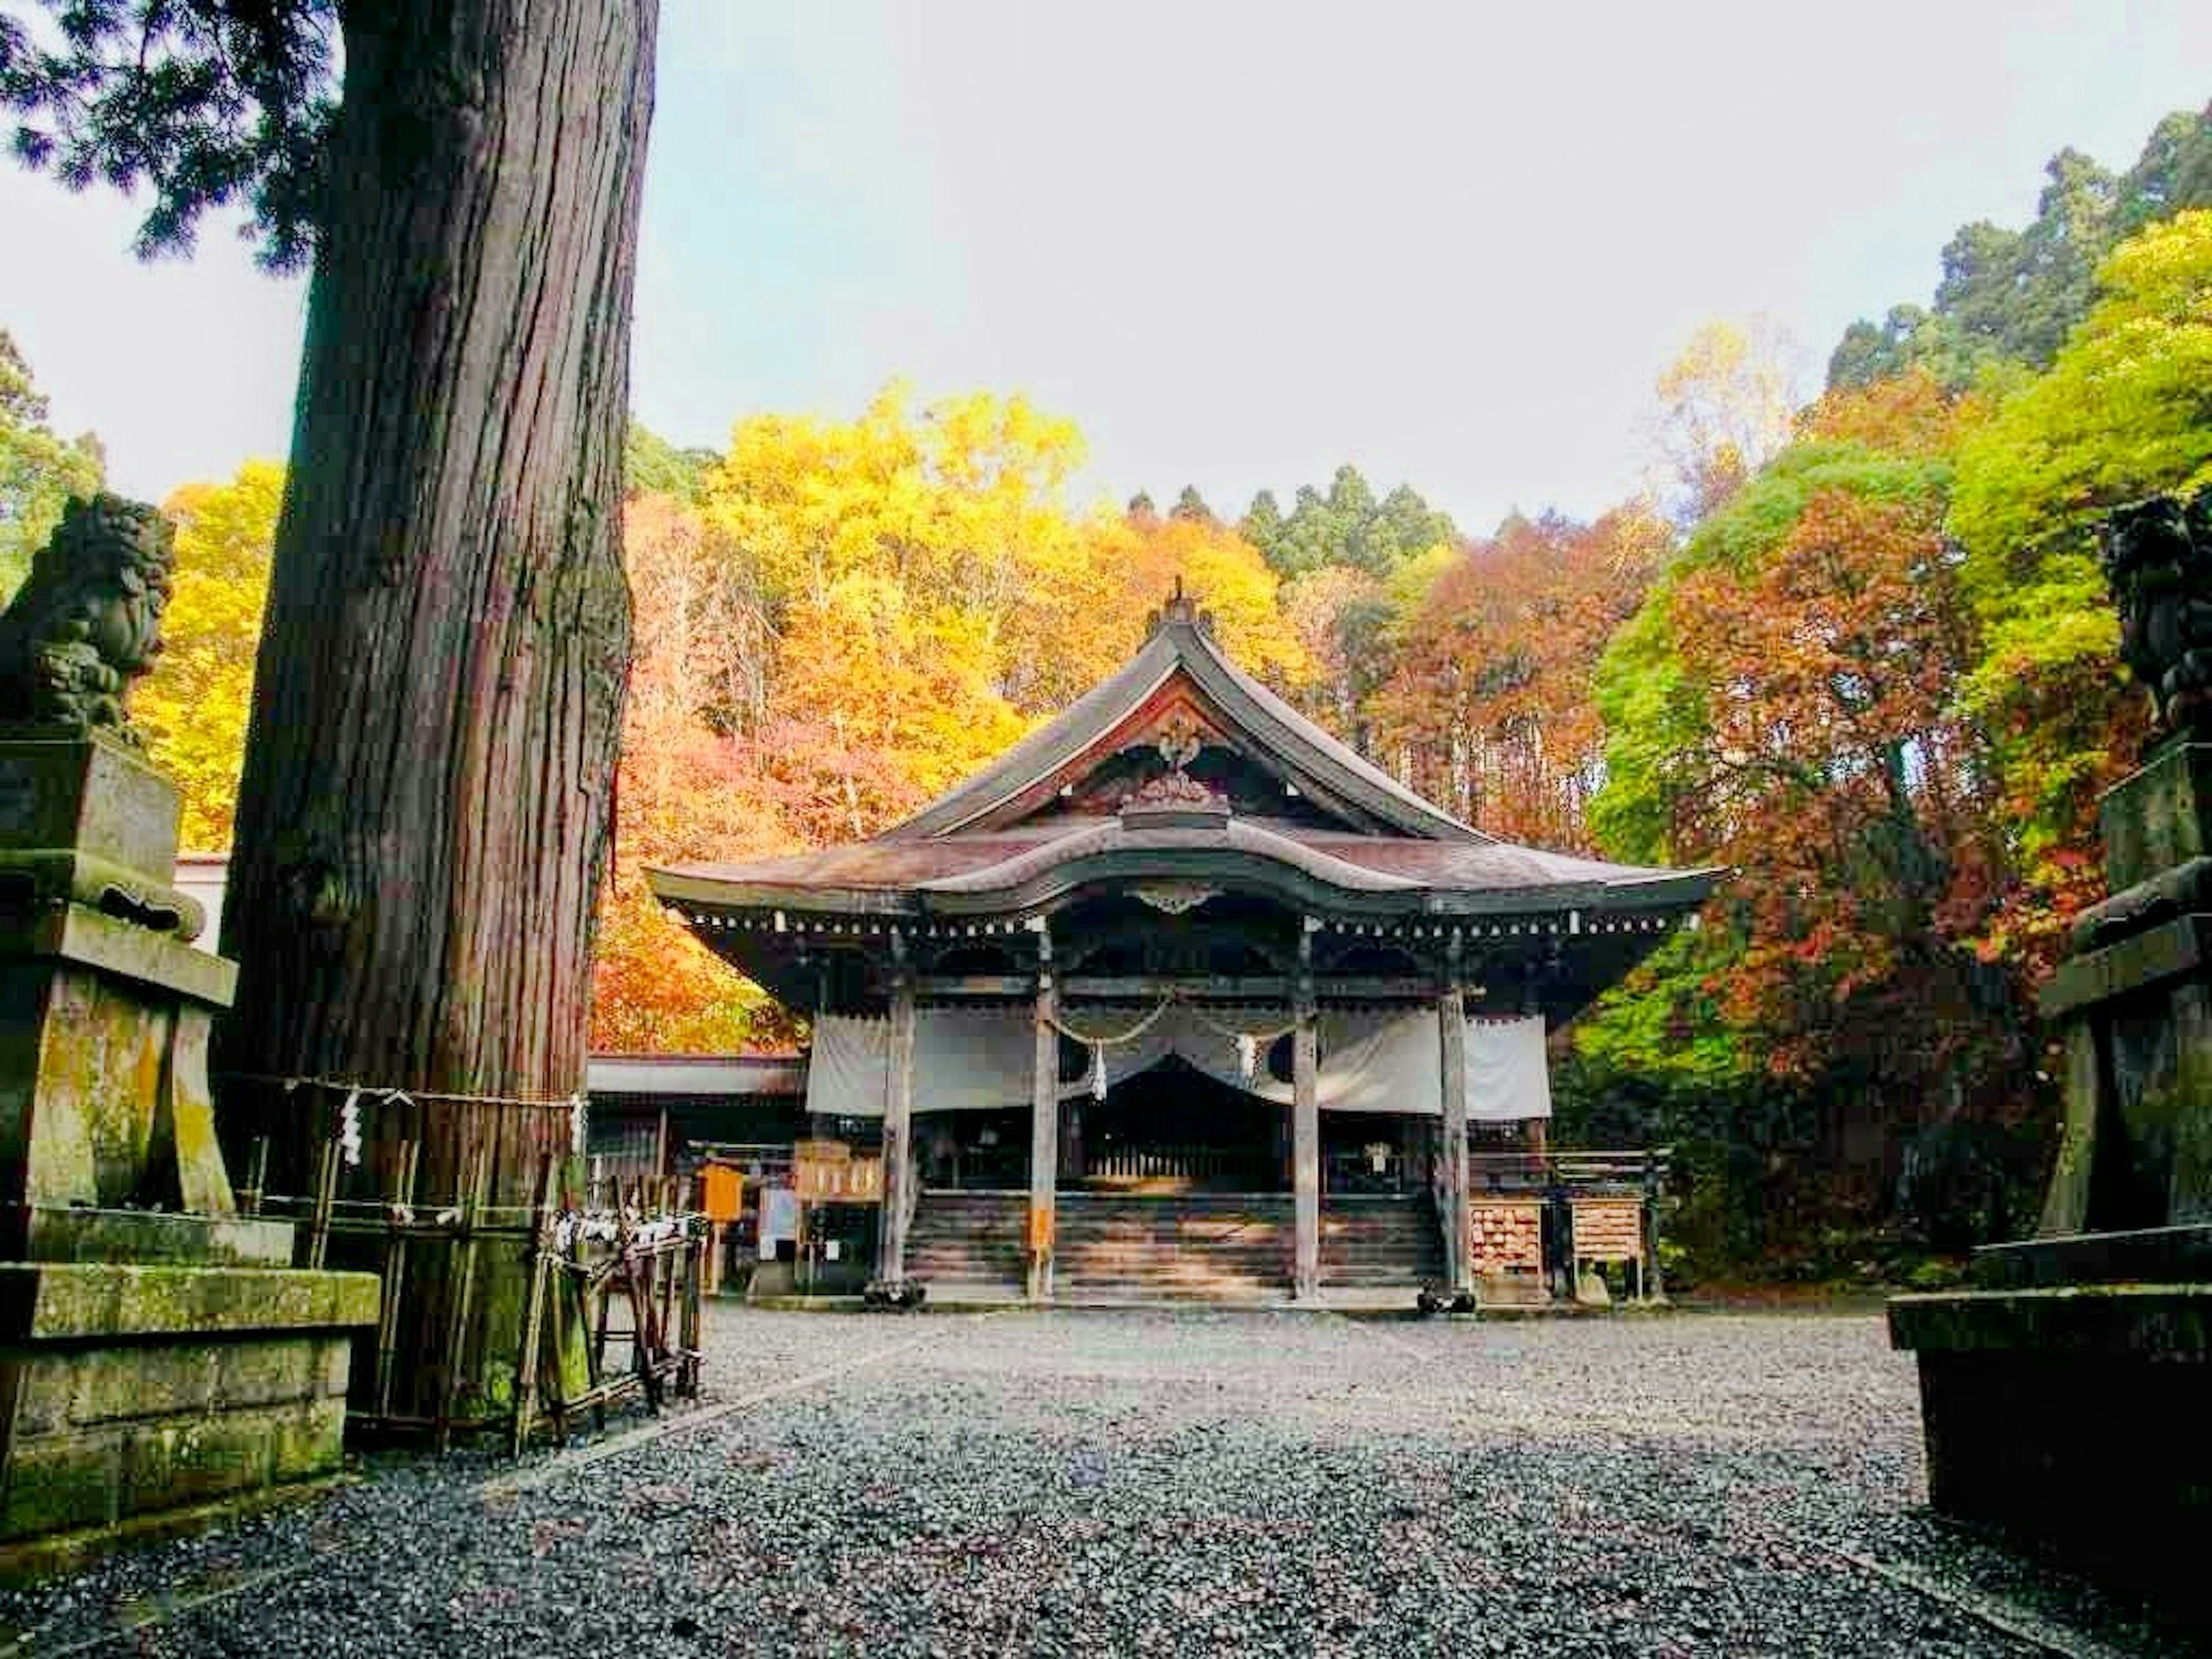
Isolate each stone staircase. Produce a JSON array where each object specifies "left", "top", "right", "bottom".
[
  {"left": 1055, "top": 1194, "right": 1293, "bottom": 1302},
  {"left": 906, "top": 1189, "right": 1444, "bottom": 1302},
  {"left": 906, "top": 1190, "right": 1029, "bottom": 1293},
  {"left": 1320, "top": 1194, "right": 1445, "bottom": 1290}
]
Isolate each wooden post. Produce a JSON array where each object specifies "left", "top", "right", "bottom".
[
  {"left": 373, "top": 1140, "right": 422, "bottom": 1423},
  {"left": 435, "top": 1135, "right": 494, "bottom": 1455},
  {"left": 510, "top": 1155, "right": 559, "bottom": 1455},
  {"left": 1438, "top": 979, "right": 1471, "bottom": 1297},
  {"left": 1028, "top": 930, "right": 1058, "bottom": 1302},
  {"left": 1292, "top": 922, "right": 1320, "bottom": 1301},
  {"left": 877, "top": 955, "right": 917, "bottom": 1283}
]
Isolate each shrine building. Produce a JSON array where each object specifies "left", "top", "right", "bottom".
[{"left": 650, "top": 589, "right": 1718, "bottom": 1304}]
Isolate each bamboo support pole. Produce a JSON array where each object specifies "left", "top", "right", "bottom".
[
  {"left": 434, "top": 1135, "right": 495, "bottom": 1456},
  {"left": 510, "top": 1156, "right": 560, "bottom": 1456},
  {"left": 306, "top": 1139, "right": 340, "bottom": 1271},
  {"left": 372, "top": 1141, "right": 422, "bottom": 1422}
]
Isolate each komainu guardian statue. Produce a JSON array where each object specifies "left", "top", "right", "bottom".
[
  {"left": 0, "top": 493, "right": 175, "bottom": 738},
  {"left": 2102, "top": 487, "right": 2212, "bottom": 743}
]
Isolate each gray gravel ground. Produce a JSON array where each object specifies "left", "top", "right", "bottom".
[{"left": 0, "top": 1306, "right": 2198, "bottom": 1658}]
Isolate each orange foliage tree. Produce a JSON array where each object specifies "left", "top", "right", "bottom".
[
  {"left": 592, "top": 496, "right": 793, "bottom": 1055},
  {"left": 1375, "top": 509, "right": 1667, "bottom": 850},
  {"left": 1664, "top": 489, "right": 2016, "bottom": 1092}
]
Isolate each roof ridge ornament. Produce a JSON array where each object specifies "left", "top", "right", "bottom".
[{"left": 1144, "top": 577, "right": 1217, "bottom": 641}]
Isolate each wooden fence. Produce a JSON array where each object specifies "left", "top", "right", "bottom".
[{"left": 246, "top": 1131, "right": 705, "bottom": 1453}]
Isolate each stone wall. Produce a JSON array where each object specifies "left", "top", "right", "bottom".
[{"left": 0, "top": 1262, "right": 378, "bottom": 1559}]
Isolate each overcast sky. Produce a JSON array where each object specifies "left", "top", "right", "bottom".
[{"left": 2, "top": 3, "right": 2206, "bottom": 535}]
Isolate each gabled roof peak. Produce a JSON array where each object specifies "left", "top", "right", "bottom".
[
  {"left": 879, "top": 585, "right": 1492, "bottom": 846},
  {"left": 1145, "top": 578, "right": 1218, "bottom": 642}
]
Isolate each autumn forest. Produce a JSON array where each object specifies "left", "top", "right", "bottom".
[{"left": 5, "top": 104, "right": 2208, "bottom": 1278}]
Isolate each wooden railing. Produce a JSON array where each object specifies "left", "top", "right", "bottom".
[
  {"left": 922, "top": 1142, "right": 1028, "bottom": 1191},
  {"left": 1084, "top": 1142, "right": 1281, "bottom": 1190},
  {"left": 1468, "top": 1147, "right": 1671, "bottom": 1195},
  {"left": 1323, "top": 1147, "right": 1420, "bottom": 1196}
]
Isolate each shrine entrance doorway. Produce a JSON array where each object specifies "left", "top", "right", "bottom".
[{"left": 1074, "top": 1056, "right": 1286, "bottom": 1194}]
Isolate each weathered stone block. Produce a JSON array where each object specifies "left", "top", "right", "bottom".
[
  {"left": 120, "top": 1411, "right": 278, "bottom": 1515},
  {"left": 20, "top": 1344, "right": 222, "bottom": 1433},
  {"left": 0, "top": 710, "right": 373, "bottom": 1565},
  {"left": 0, "top": 1332, "right": 363, "bottom": 1546},
  {"left": 268, "top": 1396, "right": 346, "bottom": 1484},
  {"left": 0, "top": 1429, "right": 120, "bottom": 1539},
  {"left": 1889, "top": 1285, "right": 2212, "bottom": 1594},
  {"left": 2102, "top": 743, "right": 2212, "bottom": 892},
  {"left": 21, "top": 1209, "right": 293, "bottom": 1268},
  {"left": 0, "top": 904, "right": 234, "bottom": 1007},
  {"left": 0, "top": 953, "right": 236, "bottom": 1242},
  {"left": 2040, "top": 912, "right": 2212, "bottom": 1021},
  {"left": 0, "top": 1263, "right": 378, "bottom": 1342},
  {"left": 0, "top": 736, "right": 183, "bottom": 897}
]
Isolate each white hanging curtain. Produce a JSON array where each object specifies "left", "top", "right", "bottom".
[
  {"left": 802, "top": 1005, "right": 1551, "bottom": 1120},
  {"left": 1463, "top": 1014, "right": 1552, "bottom": 1122}
]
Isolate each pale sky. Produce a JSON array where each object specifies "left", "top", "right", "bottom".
[{"left": 2, "top": 2, "right": 2206, "bottom": 534}]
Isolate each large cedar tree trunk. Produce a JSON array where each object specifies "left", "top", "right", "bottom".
[{"left": 218, "top": 1, "right": 656, "bottom": 1412}]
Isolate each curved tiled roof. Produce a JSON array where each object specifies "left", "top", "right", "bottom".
[
  {"left": 650, "top": 812, "right": 1718, "bottom": 919},
  {"left": 647, "top": 595, "right": 1722, "bottom": 922}
]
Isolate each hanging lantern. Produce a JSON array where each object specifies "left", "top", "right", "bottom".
[
  {"left": 1092, "top": 1041, "right": 1108, "bottom": 1101},
  {"left": 1237, "top": 1033, "right": 1257, "bottom": 1083}
]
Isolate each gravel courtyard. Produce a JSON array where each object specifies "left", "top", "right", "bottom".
[{"left": 0, "top": 1306, "right": 2194, "bottom": 1658}]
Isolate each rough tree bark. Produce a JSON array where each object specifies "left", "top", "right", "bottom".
[{"left": 217, "top": 0, "right": 657, "bottom": 1406}]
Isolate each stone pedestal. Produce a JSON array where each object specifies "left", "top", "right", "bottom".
[
  {"left": 1891, "top": 741, "right": 2212, "bottom": 1601},
  {"left": 0, "top": 1261, "right": 378, "bottom": 1560},
  {"left": 0, "top": 732, "right": 377, "bottom": 1571}
]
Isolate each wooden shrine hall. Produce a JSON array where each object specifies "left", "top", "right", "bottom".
[{"left": 650, "top": 589, "right": 1718, "bottom": 1304}]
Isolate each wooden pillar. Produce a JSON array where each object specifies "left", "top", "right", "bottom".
[
  {"left": 1293, "top": 923, "right": 1320, "bottom": 1301},
  {"left": 1438, "top": 982, "right": 1471, "bottom": 1296},
  {"left": 877, "top": 961, "right": 916, "bottom": 1283},
  {"left": 1029, "top": 934, "right": 1058, "bottom": 1303}
]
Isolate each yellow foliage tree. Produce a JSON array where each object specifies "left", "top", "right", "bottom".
[
  {"left": 1083, "top": 511, "right": 1308, "bottom": 690},
  {"left": 136, "top": 459, "right": 284, "bottom": 850},
  {"left": 701, "top": 383, "right": 1104, "bottom": 711},
  {"left": 770, "top": 574, "right": 1031, "bottom": 835}
]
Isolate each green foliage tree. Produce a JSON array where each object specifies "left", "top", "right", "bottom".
[
  {"left": 1241, "top": 463, "right": 1455, "bottom": 579},
  {"left": 1947, "top": 209, "right": 2212, "bottom": 929},
  {"left": 0, "top": 328, "right": 102, "bottom": 596},
  {"left": 3, "top": 0, "right": 658, "bottom": 1151},
  {"left": 1169, "top": 484, "right": 1213, "bottom": 522},
  {"left": 1238, "top": 487, "right": 1283, "bottom": 551},
  {"left": 2114, "top": 104, "right": 2212, "bottom": 236},
  {"left": 1828, "top": 104, "right": 2209, "bottom": 389},
  {"left": 624, "top": 421, "right": 717, "bottom": 503},
  {"left": 0, "top": 2, "right": 333, "bottom": 268}
]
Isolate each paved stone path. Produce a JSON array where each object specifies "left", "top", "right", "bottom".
[{"left": 0, "top": 1307, "right": 2197, "bottom": 1657}]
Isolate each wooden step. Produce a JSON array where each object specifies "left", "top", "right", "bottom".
[{"left": 906, "top": 1191, "right": 1443, "bottom": 1300}]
